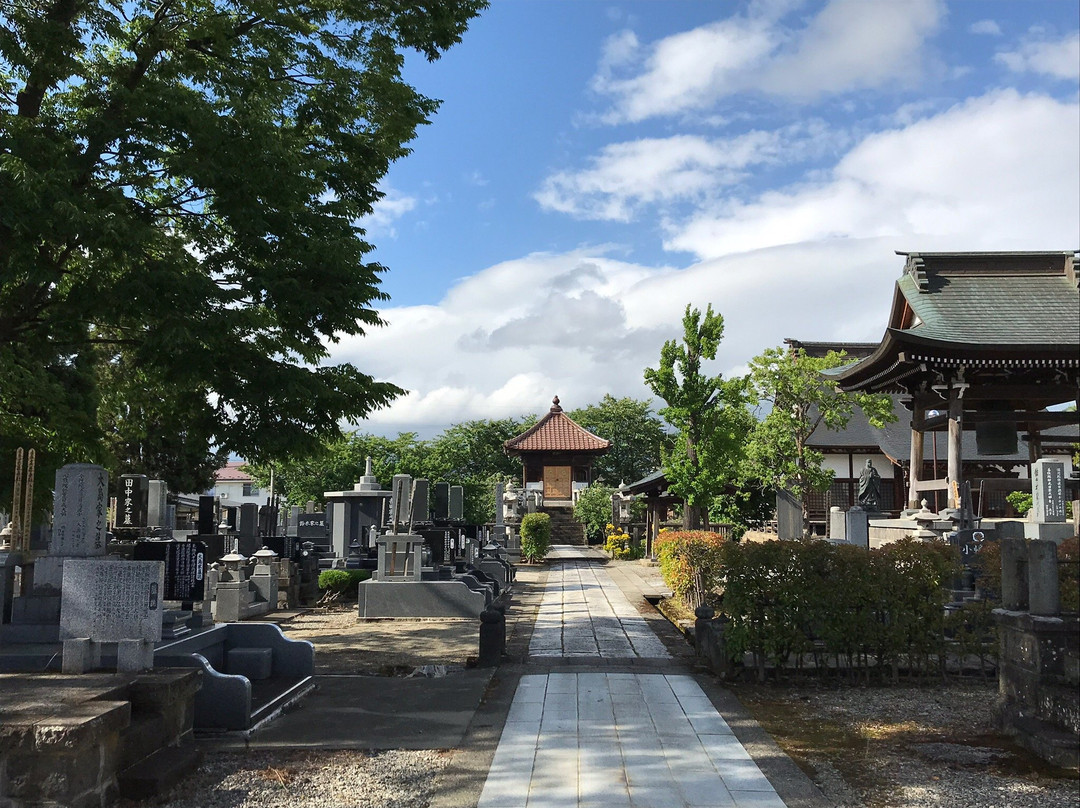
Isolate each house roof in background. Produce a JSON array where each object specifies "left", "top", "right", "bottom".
[{"left": 215, "top": 461, "right": 253, "bottom": 483}]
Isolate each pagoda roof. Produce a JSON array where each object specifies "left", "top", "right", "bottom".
[
  {"left": 504, "top": 396, "right": 612, "bottom": 454},
  {"left": 828, "top": 251, "right": 1080, "bottom": 396}
]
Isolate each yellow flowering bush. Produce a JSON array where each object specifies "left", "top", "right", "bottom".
[{"left": 604, "top": 524, "right": 644, "bottom": 560}]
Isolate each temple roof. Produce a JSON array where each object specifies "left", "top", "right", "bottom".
[
  {"left": 504, "top": 396, "right": 612, "bottom": 454},
  {"left": 828, "top": 251, "right": 1080, "bottom": 395}
]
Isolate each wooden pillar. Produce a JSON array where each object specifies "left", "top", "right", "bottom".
[
  {"left": 947, "top": 387, "right": 963, "bottom": 509},
  {"left": 1028, "top": 429, "right": 1042, "bottom": 463},
  {"left": 908, "top": 404, "right": 925, "bottom": 510}
]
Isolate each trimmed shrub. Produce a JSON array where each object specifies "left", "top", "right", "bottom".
[
  {"left": 520, "top": 512, "right": 552, "bottom": 562},
  {"left": 318, "top": 569, "right": 370, "bottom": 600},
  {"left": 654, "top": 530, "right": 727, "bottom": 610}
]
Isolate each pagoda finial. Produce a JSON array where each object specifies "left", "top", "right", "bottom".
[{"left": 551, "top": 395, "right": 562, "bottom": 412}]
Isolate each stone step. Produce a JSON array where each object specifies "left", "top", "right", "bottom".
[{"left": 118, "top": 743, "right": 202, "bottom": 801}]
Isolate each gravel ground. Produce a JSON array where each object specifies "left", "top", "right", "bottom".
[
  {"left": 733, "top": 680, "right": 1079, "bottom": 808},
  {"left": 117, "top": 749, "right": 450, "bottom": 808},
  {"left": 273, "top": 607, "right": 480, "bottom": 675}
]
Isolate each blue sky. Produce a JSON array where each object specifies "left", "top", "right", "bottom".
[{"left": 332, "top": 0, "right": 1080, "bottom": 436}]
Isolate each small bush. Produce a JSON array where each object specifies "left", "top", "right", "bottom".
[
  {"left": 520, "top": 512, "right": 552, "bottom": 562},
  {"left": 318, "top": 569, "right": 370, "bottom": 600},
  {"left": 1005, "top": 490, "right": 1032, "bottom": 517},
  {"left": 573, "top": 484, "right": 615, "bottom": 544}
]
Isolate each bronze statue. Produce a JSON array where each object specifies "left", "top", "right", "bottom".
[{"left": 857, "top": 459, "right": 882, "bottom": 511}]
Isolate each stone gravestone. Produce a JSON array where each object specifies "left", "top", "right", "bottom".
[
  {"left": 845, "top": 506, "right": 869, "bottom": 549},
  {"left": 147, "top": 480, "right": 168, "bottom": 529},
  {"left": 775, "top": 489, "right": 802, "bottom": 540},
  {"left": 390, "top": 474, "right": 412, "bottom": 531},
  {"left": 432, "top": 483, "right": 450, "bottom": 522},
  {"left": 449, "top": 485, "right": 464, "bottom": 522},
  {"left": 118, "top": 474, "right": 149, "bottom": 530},
  {"left": 60, "top": 559, "right": 164, "bottom": 672},
  {"left": 133, "top": 541, "right": 206, "bottom": 602},
  {"left": 297, "top": 512, "right": 327, "bottom": 540},
  {"left": 197, "top": 495, "right": 216, "bottom": 536},
  {"left": 829, "top": 506, "right": 846, "bottom": 541},
  {"left": 1031, "top": 459, "right": 1066, "bottom": 523},
  {"left": 411, "top": 479, "right": 430, "bottom": 525},
  {"left": 36, "top": 464, "right": 110, "bottom": 591},
  {"left": 238, "top": 502, "right": 260, "bottom": 556}
]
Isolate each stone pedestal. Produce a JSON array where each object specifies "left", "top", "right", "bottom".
[{"left": 845, "top": 507, "right": 869, "bottom": 549}]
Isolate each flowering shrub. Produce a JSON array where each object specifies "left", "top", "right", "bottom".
[
  {"left": 654, "top": 530, "right": 727, "bottom": 610},
  {"left": 604, "top": 524, "right": 644, "bottom": 560}
]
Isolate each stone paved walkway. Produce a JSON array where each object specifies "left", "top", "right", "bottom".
[{"left": 477, "top": 546, "right": 788, "bottom": 808}]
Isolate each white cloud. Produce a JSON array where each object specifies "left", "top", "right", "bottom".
[
  {"left": 996, "top": 29, "right": 1080, "bottom": 80},
  {"left": 534, "top": 132, "right": 782, "bottom": 221},
  {"left": 594, "top": 0, "right": 943, "bottom": 122},
  {"left": 969, "top": 19, "right": 1002, "bottom": 36},
  {"left": 666, "top": 90, "right": 1080, "bottom": 259},
  {"left": 359, "top": 187, "right": 417, "bottom": 237},
  {"left": 759, "top": 0, "right": 943, "bottom": 99},
  {"left": 335, "top": 90, "right": 1078, "bottom": 434},
  {"left": 535, "top": 121, "right": 840, "bottom": 222}
]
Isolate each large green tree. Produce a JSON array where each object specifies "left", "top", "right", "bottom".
[
  {"left": 746, "top": 346, "right": 895, "bottom": 536},
  {"left": 1, "top": 0, "right": 486, "bottom": 469},
  {"left": 568, "top": 395, "right": 671, "bottom": 486},
  {"left": 644, "top": 304, "right": 751, "bottom": 529}
]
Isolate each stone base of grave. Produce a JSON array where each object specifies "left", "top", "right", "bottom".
[
  {"left": 357, "top": 580, "right": 488, "bottom": 619},
  {"left": 0, "top": 669, "right": 201, "bottom": 806},
  {"left": 995, "top": 610, "right": 1080, "bottom": 769},
  {"left": 1021, "top": 522, "right": 1075, "bottom": 542}
]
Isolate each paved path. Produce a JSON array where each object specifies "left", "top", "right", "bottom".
[{"left": 476, "top": 546, "right": 788, "bottom": 808}]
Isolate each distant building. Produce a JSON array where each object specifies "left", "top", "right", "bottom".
[
  {"left": 209, "top": 461, "right": 268, "bottom": 509},
  {"left": 504, "top": 396, "right": 611, "bottom": 544}
]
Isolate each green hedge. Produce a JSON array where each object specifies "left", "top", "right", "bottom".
[
  {"left": 520, "top": 512, "right": 551, "bottom": 562},
  {"left": 656, "top": 534, "right": 998, "bottom": 680},
  {"left": 318, "top": 569, "right": 371, "bottom": 599}
]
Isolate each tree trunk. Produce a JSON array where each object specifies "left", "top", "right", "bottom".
[{"left": 683, "top": 502, "right": 704, "bottom": 530}]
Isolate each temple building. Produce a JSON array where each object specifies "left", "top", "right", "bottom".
[
  {"left": 504, "top": 396, "right": 610, "bottom": 543},
  {"left": 824, "top": 251, "right": 1079, "bottom": 516}
]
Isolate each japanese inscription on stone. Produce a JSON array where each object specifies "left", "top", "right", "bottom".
[
  {"left": 133, "top": 541, "right": 206, "bottom": 601},
  {"left": 119, "top": 474, "right": 149, "bottom": 528},
  {"left": 59, "top": 559, "right": 165, "bottom": 642},
  {"left": 51, "top": 464, "right": 109, "bottom": 557},
  {"left": 1031, "top": 459, "right": 1066, "bottom": 523}
]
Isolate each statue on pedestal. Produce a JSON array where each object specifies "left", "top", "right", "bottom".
[{"left": 857, "top": 459, "right": 882, "bottom": 512}]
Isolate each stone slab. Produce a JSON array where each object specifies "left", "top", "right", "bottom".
[
  {"left": 357, "top": 580, "right": 487, "bottom": 619},
  {"left": 1022, "top": 522, "right": 1076, "bottom": 542},
  {"left": 59, "top": 560, "right": 165, "bottom": 642}
]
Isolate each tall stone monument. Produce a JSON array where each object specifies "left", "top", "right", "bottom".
[
  {"left": 1025, "top": 458, "right": 1073, "bottom": 541},
  {"left": 37, "top": 464, "right": 110, "bottom": 591}
]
